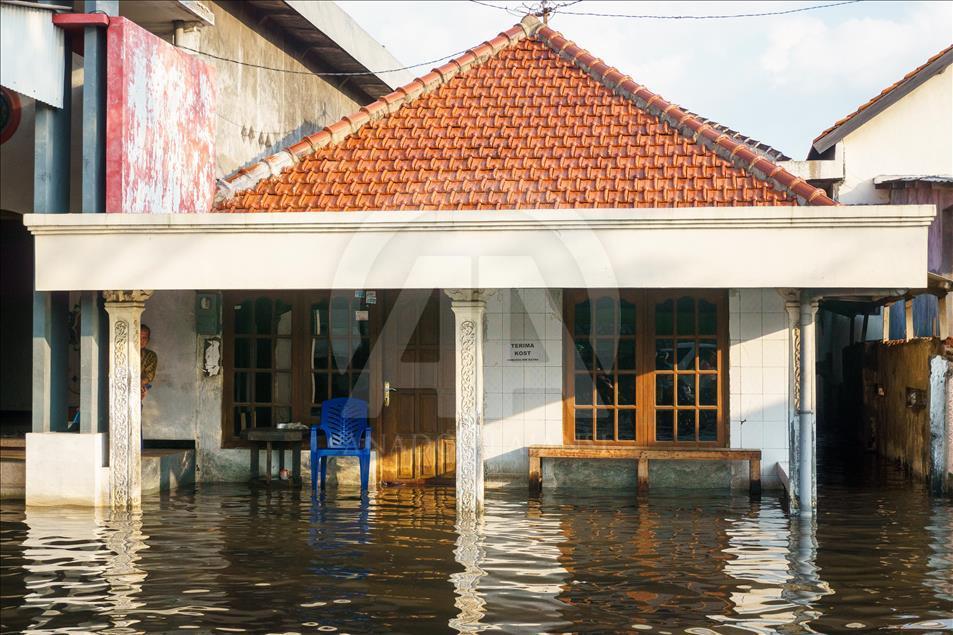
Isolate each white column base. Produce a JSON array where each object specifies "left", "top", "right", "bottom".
[{"left": 25, "top": 432, "right": 110, "bottom": 506}]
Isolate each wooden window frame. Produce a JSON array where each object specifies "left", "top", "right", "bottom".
[
  {"left": 221, "top": 290, "right": 380, "bottom": 449},
  {"left": 562, "top": 289, "right": 729, "bottom": 447}
]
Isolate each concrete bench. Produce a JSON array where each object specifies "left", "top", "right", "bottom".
[{"left": 528, "top": 445, "right": 761, "bottom": 495}]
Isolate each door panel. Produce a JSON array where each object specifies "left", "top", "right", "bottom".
[{"left": 379, "top": 290, "right": 456, "bottom": 484}]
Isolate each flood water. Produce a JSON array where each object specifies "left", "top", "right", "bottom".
[{"left": 2, "top": 458, "right": 952, "bottom": 634}]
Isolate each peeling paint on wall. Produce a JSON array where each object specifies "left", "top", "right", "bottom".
[{"left": 106, "top": 17, "right": 215, "bottom": 214}]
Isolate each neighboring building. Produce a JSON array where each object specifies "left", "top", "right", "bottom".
[
  {"left": 20, "top": 15, "right": 935, "bottom": 516},
  {"left": 0, "top": 0, "right": 404, "bottom": 497},
  {"left": 783, "top": 45, "right": 952, "bottom": 488}
]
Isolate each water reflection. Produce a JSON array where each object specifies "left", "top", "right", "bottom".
[
  {"left": 17, "top": 507, "right": 149, "bottom": 634},
  {"left": 1, "top": 478, "right": 951, "bottom": 634}
]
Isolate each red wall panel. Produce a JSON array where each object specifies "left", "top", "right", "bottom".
[{"left": 106, "top": 17, "right": 215, "bottom": 213}]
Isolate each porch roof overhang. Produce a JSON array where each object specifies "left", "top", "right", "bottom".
[{"left": 24, "top": 205, "right": 935, "bottom": 292}]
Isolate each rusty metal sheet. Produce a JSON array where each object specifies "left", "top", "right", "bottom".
[{"left": 105, "top": 16, "right": 215, "bottom": 213}]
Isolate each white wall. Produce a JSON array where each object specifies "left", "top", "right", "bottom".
[
  {"left": 728, "top": 289, "right": 790, "bottom": 488},
  {"left": 837, "top": 64, "right": 953, "bottom": 205},
  {"left": 483, "top": 289, "right": 564, "bottom": 485}
]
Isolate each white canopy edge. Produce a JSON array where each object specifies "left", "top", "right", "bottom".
[{"left": 24, "top": 205, "right": 935, "bottom": 291}]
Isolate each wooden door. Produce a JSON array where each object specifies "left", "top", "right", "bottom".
[{"left": 379, "top": 290, "right": 455, "bottom": 484}]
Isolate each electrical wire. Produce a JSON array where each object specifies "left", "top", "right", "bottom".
[
  {"left": 175, "top": 44, "right": 473, "bottom": 77},
  {"left": 470, "top": 0, "right": 863, "bottom": 20}
]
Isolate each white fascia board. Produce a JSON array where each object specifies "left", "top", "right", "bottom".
[
  {"left": 24, "top": 205, "right": 935, "bottom": 292},
  {"left": 283, "top": 0, "right": 412, "bottom": 89}
]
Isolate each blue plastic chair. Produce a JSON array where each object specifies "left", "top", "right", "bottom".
[{"left": 310, "top": 398, "right": 371, "bottom": 492}]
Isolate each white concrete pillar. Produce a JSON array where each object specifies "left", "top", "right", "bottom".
[
  {"left": 103, "top": 290, "right": 152, "bottom": 510},
  {"left": 798, "top": 293, "right": 819, "bottom": 516},
  {"left": 783, "top": 293, "right": 801, "bottom": 508},
  {"left": 446, "top": 289, "right": 494, "bottom": 516},
  {"left": 79, "top": 292, "right": 105, "bottom": 434}
]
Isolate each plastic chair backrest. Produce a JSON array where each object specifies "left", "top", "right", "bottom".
[{"left": 319, "top": 398, "right": 369, "bottom": 449}]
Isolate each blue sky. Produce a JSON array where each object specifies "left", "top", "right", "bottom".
[{"left": 337, "top": 1, "right": 952, "bottom": 158}]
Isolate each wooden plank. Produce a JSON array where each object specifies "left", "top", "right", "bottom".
[
  {"left": 528, "top": 445, "right": 760, "bottom": 461},
  {"left": 749, "top": 457, "right": 761, "bottom": 495},
  {"left": 882, "top": 302, "right": 891, "bottom": 342},
  {"left": 905, "top": 299, "right": 914, "bottom": 340},
  {"left": 637, "top": 458, "right": 649, "bottom": 494},
  {"left": 528, "top": 454, "right": 542, "bottom": 493}
]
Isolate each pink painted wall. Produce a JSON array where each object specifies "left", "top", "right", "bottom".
[{"left": 106, "top": 17, "right": 215, "bottom": 213}]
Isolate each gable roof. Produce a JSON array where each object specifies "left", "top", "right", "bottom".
[
  {"left": 217, "top": 16, "right": 833, "bottom": 212},
  {"left": 812, "top": 44, "right": 953, "bottom": 156}
]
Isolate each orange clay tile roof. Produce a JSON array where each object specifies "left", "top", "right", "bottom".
[
  {"left": 216, "top": 16, "right": 833, "bottom": 212},
  {"left": 813, "top": 44, "right": 953, "bottom": 152}
]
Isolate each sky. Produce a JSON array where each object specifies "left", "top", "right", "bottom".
[{"left": 336, "top": 1, "right": 953, "bottom": 158}]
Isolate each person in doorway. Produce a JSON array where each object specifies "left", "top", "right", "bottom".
[{"left": 141, "top": 324, "right": 158, "bottom": 401}]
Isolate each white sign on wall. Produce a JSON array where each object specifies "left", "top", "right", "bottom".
[{"left": 508, "top": 340, "right": 541, "bottom": 362}]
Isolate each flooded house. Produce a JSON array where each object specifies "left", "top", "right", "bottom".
[{"left": 2, "top": 9, "right": 945, "bottom": 518}]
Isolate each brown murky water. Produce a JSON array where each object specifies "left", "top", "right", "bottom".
[{"left": 1, "top": 458, "right": 951, "bottom": 634}]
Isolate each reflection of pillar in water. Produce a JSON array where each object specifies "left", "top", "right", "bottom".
[
  {"left": 21, "top": 507, "right": 109, "bottom": 632},
  {"left": 449, "top": 512, "right": 487, "bottom": 633},
  {"left": 102, "top": 509, "right": 149, "bottom": 623},
  {"left": 926, "top": 504, "right": 953, "bottom": 603},
  {"left": 784, "top": 515, "right": 832, "bottom": 629}
]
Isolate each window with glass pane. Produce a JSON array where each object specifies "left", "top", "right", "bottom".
[
  {"left": 568, "top": 291, "right": 638, "bottom": 442},
  {"left": 653, "top": 294, "right": 720, "bottom": 443},
  {"left": 230, "top": 296, "right": 294, "bottom": 436},
  {"left": 310, "top": 293, "right": 371, "bottom": 419}
]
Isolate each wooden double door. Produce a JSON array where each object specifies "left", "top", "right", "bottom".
[{"left": 377, "top": 290, "right": 456, "bottom": 484}]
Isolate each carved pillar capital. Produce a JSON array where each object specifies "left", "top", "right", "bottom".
[
  {"left": 103, "top": 290, "right": 153, "bottom": 305},
  {"left": 444, "top": 289, "right": 497, "bottom": 304}
]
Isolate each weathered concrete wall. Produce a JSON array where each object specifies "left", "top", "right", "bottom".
[
  {"left": 183, "top": 2, "right": 366, "bottom": 181},
  {"left": 861, "top": 338, "right": 943, "bottom": 480},
  {"left": 929, "top": 354, "right": 953, "bottom": 493}
]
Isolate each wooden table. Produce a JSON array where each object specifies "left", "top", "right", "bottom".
[{"left": 242, "top": 428, "right": 305, "bottom": 484}]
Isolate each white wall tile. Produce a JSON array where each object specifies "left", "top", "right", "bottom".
[
  {"left": 739, "top": 289, "right": 763, "bottom": 313},
  {"left": 508, "top": 313, "right": 525, "bottom": 339},
  {"left": 543, "top": 339, "right": 562, "bottom": 366},
  {"left": 544, "top": 312, "right": 563, "bottom": 341},
  {"left": 484, "top": 339, "right": 502, "bottom": 367},
  {"left": 729, "top": 311, "right": 740, "bottom": 341},
  {"left": 501, "top": 420, "right": 524, "bottom": 451},
  {"left": 762, "top": 394, "right": 787, "bottom": 424},
  {"left": 484, "top": 393, "right": 502, "bottom": 420},
  {"left": 523, "top": 391, "right": 547, "bottom": 420},
  {"left": 486, "top": 314, "right": 503, "bottom": 340},
  {"left": 762, "top": 311, "right": 787, "bottom": 340},
  {"left": 502, "top": 392, "right": 524, "bottom": 419},
  {"left": 484, "top": 367, "right": 503, "bottom": 394},
  {"left": 729, "top": 289, "right": 741, "bottom": 314},
  {"left": 524, "top": 365, "right": 547, "bottom": 391},
  {"left": 738, "top": 340, "right": 762, "bottom": 367},
  {"left": 545, "top": 366, "right": 563, "bottom": 390},
  {"left": 761, "top": 289, "right": 784, "bottom": 313},
  {"left": 521, "top": 289, "right": 547, "bottom": 313},
  {"left": 762, "top": 366, "right": 787, "bottom": 394},
  {"left": 483, "top": 420, "right": 503, "bottom": 448},
  {"left": 544, "top": 392, "right": 562, "bottom": 421},
  {"left": 524, "top": 420, "right": 547, "bottom": 445},
  {"left": 762, "top": 419, "right": 788, "bottom": 449},
  {"left": 545, "top": 419, "right": 564, "bottom": 445},
  {"left": 741, "top": 393, "right": 763, "bottom": 421},
  {"left": 740, "top": 420, "right": 763, "bottom": 448},
  {"left": 762, "top": 340, "right": 787, "bottom": 367},
  {"left": 502, "top": 366, "right": 524, "bottom": 392},
  {"left": 741, "top": 368, "right": 763, "bottom": 394},
  {"left": 740, "top": 312, "right": 763, "bottom": 340},
  {"left": 524, "top": 313, "right": 546, "bottom": 340}
]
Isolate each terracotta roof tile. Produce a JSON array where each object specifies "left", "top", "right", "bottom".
[{"left": 217, "top": 17, "right": 832, "bottom": 212}]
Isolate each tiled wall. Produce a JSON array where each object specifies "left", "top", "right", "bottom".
[
  {"left": 482, "top": 288, "right": 793, "bottom": 489},
  {"left": 728, "top": 288, "right": 791, "bottom": 487},
  {"left": 483, "top": 289, "right": 565, "bottom": 485}
]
